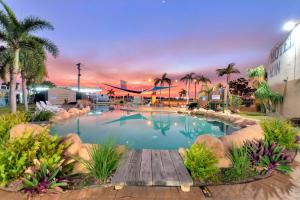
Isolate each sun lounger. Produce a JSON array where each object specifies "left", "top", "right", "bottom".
[{"left": 39, "top": 101, "right": 62, "bottom": 112}]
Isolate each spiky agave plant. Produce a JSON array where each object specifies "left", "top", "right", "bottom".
[{"left": 245, "top": 140, "right": 292, "bottom": 175}]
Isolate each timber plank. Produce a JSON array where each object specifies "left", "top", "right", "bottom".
[
  {"left": 160, "top": 150, "right": 180, "bottom": 186},
  {"left": 151, "top": 150, "right": 165, "bottom": 185},
  {"left": 169, "top": 150, "right": 193, "bottom": 186},
  {"left": 125, "top": 149, "right": 143, "bottom": 185},
  {"left": 139, "top": 149, "right": 153, "bottom": 186},
  {"left": 111, "top": 150, "right": 133, "bottom": 186}
]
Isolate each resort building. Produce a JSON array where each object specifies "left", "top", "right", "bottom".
[{"left": 266, "top": 22, "right": 300, "bottom": 118}]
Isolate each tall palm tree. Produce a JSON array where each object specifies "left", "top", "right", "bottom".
[
  {"left": 154, "top": 73, "right": 171, "bottom": 104},
  {"left": 178, "top": 88, "right": 187, "bottom": 99},
  {"left": 19, "top": 44, "right": 48, "bottom": 111},
  {"left": 194, "top": 75, "right": 211, "bottom": 100},
  {"left": 216, "top": 63, "right": 240, "bottom": 109},
  {"left": 180, "top": 72, "right": 195, "bottom": 104},
  {"left": 0, "top": 0, "right": 58, "bottom": 112}
]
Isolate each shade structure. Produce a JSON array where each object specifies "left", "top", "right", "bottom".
[{"left": 103, "top": 84, "right": 173, "bottom": 94}]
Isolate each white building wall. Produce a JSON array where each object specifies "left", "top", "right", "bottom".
[{"left": 266, "top": 24, "right": 300, "bottom": 118}]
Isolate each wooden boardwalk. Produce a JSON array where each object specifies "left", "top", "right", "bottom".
[{"left": 111, "top": 150, "right": 193, "bottom": 192}]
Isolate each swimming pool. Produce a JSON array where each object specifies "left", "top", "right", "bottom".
[{"left": 51, "top": 106, "right": 240, "bottom": 150}]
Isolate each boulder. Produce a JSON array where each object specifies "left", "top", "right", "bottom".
[
  {"left": 10, "top": 123, "right": 45, "bottom": 139},
  {"left": 217, "top": 157, "right": 231, "bottom": 168},
  {"left": 198, "top": 108, "right": 207, "bottom": 115},
  {"left": 220, "top": 124, "right": 264, "bottom": 150},
  {"left": 68, "top": 108, "right": 80, "bottom": 115},
  {"left": 62, "top": 133, "right": 82, "bottom": 156},
  {"left": 73, "top": 162, "right": 88, "bottom": 174},
  {"left": 78, "top": 144, "right": 93, "bottom": 161},
  {"left": 78, "top": 109, "right": 86, "bottom": 115},
  {"left": 206, "top": 110, "right": 216, "bottom": 117},
  {"left": 57, "top": 110, "right": 70, "bottom": 119},
  {"left": 116, "top": 145, "right": 126, "bottom": 155},
  {"left": 218, "top": 113, "right": 230, "bottom": 122},
  {"left": 178, "top": 147, "right": 187, "bottom": 159},
  {"left": 194, "top": 134, "right": 225, "bottom": 158},
  {"left": 228, "top": 115, "right": 244, "bottom": 123}
]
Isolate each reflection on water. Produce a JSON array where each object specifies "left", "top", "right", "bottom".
[{"left": 51, "top": 106, "right": 240, "bottom": 149}]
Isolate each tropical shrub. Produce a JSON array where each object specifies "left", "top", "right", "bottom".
[
  {"left": 0, "top": 112, "right": 30, "bottom": 144},
  {"left": 82, "top": 140, "right": 122, "bottom": 182},
  {"left": 20, "top": 160, "right": 74, "bottom": 194},
  {"left": 0, "top": 130, "right": 69, "bottom": 185},
  {"left": 32, "top": 111, "right": 54, "bottom": 122},
  {"left": 184, "top": 143, "right": 220, "bottom": 182},
  {"left": 187, "top": 102, "right": 199, "bottom": 110},
  {"left": 245, "top": 140, "right": 292, "bottom": 175},
  {"left": 223, "top": 146, "right": 257, "bottom": 182},
  {"left": 261, "top": 119, "right": 297, "bottom": 149}
]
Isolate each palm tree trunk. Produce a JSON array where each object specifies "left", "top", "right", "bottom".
[
  {"left": 194, "top": 83, "right": 197, "bottom": 100},
  {"left": 10, "top": 48, "right": 20, "bottom": 113},
  {"left": 21, "top": 70, "right": 28, "bottom": 112},
  {"left": 168, "top": 84, "right": 171, "bottom": 107},
  {"left": 187, "top": 81, "right": 190, "bottom": 104}
]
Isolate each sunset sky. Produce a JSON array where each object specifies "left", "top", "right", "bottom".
[{"left": 6, "top": 0, "right": 300, "bottom": 96}]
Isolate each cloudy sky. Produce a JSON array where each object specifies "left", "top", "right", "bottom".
[{"left": 5, "top": 0, "right": 300, "bottom": 95}]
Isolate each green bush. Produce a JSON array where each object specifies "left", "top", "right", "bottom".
[
  {"left": 0, "top": 130, "right": 68, "bottom": 186},
  {"left": 223, "top": 146, "right": 257, "bottom": 182},
  {"left": 187, "top": 102, "right": 199, "bottom": 110},
  {"left": 82, "top": 140, "right": 122, "bottom": 182},
  {"left": 261, "top": 119, "right": 297, "bottom": 149},
  {"left": 0, "top": 112, "right": 30, "bottom": 144},
  {"left": 32, "top": 111, "right": 54, "bottom": 122},
  {"left": 184, "top": 143, "right": 220, "bottom": 182}
]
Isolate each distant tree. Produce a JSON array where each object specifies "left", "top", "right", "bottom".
[
  {"left": 178, "top": 88, "right": 187, "bottom": 99},
  {"left": 194, "top": 75, "right": 211, "bottom": 100},
  {"left": 216, "top": 63, "right": 240, "bottom": 109},
  {"left": 40, "top": 80, "right": 56, "bottom": 88},
  {"left": 229, "top": 78, "right": 255, "bottom": 97},
  {"left": 107, "top": 89, "right": 115, "bottom": 97},
  {"left": 154, "top": 73, "right": 171, "bottom": 105},
  {"left": 180, "top": 72, "right": 195, "bottom": 104}
]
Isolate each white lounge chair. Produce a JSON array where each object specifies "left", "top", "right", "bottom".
[
  {"left": 36, "top": 102, "right": 45, "bottom": 111},
  {"left": 40, "top": 101, "right": 62, "bottom": 112}
]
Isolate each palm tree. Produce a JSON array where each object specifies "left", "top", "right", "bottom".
[
  {"left": 154, "top": 73, "right": 171, "bottom": 104},
  {"left": 19, "top": 45, "right": 48, "bottom": 111},
  {"left": 194, "top": 75, "right": 211, "bottom": 100},
  {"left": 247, "top": 65, "right": 283, "bottom": 113},
  {"left": 178, "top": 89, "right": 187, "bottom": 99},
  {"left": 107, "top": 89, "right": 115, "bottom": 100},
  {"left": 0, "top": 0, "right": 58, "bottom": 112},
  {"left": 180, "top": 72, "right": 195, "bottom": 104},
  {"left": 216, "top": 63, "right": 240, "bottom": 109}
]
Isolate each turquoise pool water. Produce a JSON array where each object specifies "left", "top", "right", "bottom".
[{"left": 51, "top": 106, "right": 240, "bottom": 150}]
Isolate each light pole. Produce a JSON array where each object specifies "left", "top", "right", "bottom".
[{"left": 76, "top": 63, "right": 82, "bottom": 92}]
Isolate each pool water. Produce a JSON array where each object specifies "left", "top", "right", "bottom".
[{"left": 51, "top": 106, "right": 240, "bottom": 150}]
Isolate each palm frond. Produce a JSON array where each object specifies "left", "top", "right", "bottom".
[
  {"left": 26, "top": 36, "right": 59, "bottom": 57},
  {"left": 20, "top": 16, "right": 54, "bottom": 33},
  {"left": 0, "top": 0, "right": 18, "bottom": 26}
]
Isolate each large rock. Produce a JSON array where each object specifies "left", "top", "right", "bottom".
[
  {"left": 10, "top": 123, "right": 45, "bottom": 139},
  {"left": 78, "top": 144, "right": 95, "bottom": 161},
  {"left": 217, "top": 157, "right": 231, "bottom": 168},
  {"left": 62, "top": 133, "right": 82, "bottom": 156},
  {"left": 68, "top": 108, "right": 80, "bottom": 115},
  {"left": 57, "top": 110, "right": 70, "bottom": 119},
  {"left": 194, "top": 134, "right": 225, "bottom": 158},
  {"left": 220, "top": 124, "right": 264, "bottom": 150}
]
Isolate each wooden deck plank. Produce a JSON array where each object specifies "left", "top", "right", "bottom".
[
  {"left": 111, "top": 150, "right": 133, "bottom": 186},
  {"left": 160, "top": 150, "right": 180, "bottom": 186},
  {"left": 151, "top": 150, "right": 165, "bottom": 185},
  {"left": 125, "top": 149, "right": 143, "bottom": 185},
  {"left": 139, "top": 149, "right": 153, "bottom": 186},
  {"left": 169, "top": 151, "right": 193, "bottom": 186}
]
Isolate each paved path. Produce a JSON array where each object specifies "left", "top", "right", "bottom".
[
  {"left": 0, "top": 153, "right": 299, "bottom": 200},
  {"left": 111, "top": 150, "right": 193, "bottom": 191}
]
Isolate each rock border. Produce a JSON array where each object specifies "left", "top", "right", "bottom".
[{"left": 50, "top": 106, "right": 91, "bottom": 123}]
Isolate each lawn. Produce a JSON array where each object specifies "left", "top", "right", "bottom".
[
  {"left": 0, "top": 105, "right": 35, "bottom": 115},
  {"left": 237, "top": 111, "right": 277, "bottom": 121}
]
